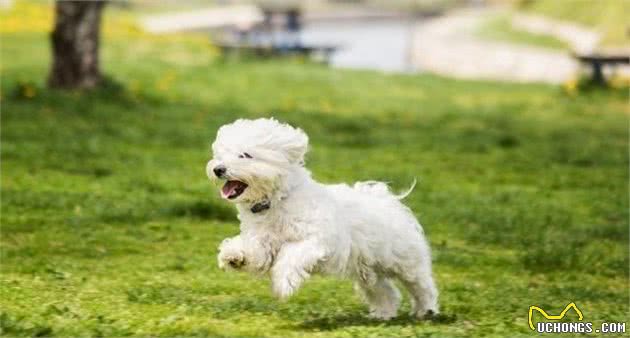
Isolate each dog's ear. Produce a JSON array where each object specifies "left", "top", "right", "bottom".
[{"left": 284, "top": 127, "right": 309, "bottom": 165}]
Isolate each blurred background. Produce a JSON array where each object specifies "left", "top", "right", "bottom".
[
  {"left": 136, "top": 0, "right": 630, "bottom": 83},
  {"left": 1, "top": 0, "right": 628, "bottom": 337}
]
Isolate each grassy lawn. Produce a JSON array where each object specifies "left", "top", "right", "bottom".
[
  {"left": 519, "top": 0, "right": 630, "bottom": 47},
  {"left": 477, "top": 15, "right": 569, "bottom": 51},
  {"left": 1, "top": 3, "right": 629, "bottom": 338}
]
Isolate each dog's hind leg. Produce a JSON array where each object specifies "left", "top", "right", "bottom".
[
  {"left": 355, "top": 274, "right": 401, "bottom": 320},
  {"left": 399, "top": 266, "right": 438, "bottom": 319}
]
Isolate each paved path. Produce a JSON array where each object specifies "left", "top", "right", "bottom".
[
  {"left": 142, "top": 6, "right": 410, "bottom": 34},
  {"left": 511, "top": 13, "right": 599, "bottom": 53},
  {"left": 411, "top": 9, "right": 598, "bottom": 84},
  {"left": 142, "top": 5, "right": 262, "bottom": 33}
]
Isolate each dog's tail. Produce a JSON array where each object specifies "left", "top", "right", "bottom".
[
  {"left": 395, "top": 178, "right": 417, "bottom": 200},
  {"left": 353, "top": 178, "right": 417, "bottom": 200}
]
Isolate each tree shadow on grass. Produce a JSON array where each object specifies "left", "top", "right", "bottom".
[
  {"left": 286, "top": 312, "right": 457, "bottom": 331},
  {"left": 8, "top": 76, "right": 158, "bottom": 108}
]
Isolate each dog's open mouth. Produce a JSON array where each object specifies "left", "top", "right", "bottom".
[{"left": 221, "top": 180, "right": 248, "bottom": 199}]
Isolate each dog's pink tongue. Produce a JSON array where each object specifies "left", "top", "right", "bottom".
[{"left": 222, "top": 181, "right": 239, "bottom": 197}]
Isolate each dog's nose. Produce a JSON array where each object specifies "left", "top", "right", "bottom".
[{"left": 213, "top": 165, "right": 226, "bottom": 178}]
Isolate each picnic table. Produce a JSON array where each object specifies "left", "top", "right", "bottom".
[{"left": 214, "top": 6, "right": 340, "bottom": 64}]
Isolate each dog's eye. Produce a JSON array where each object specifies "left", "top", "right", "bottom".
[{"left": 238, "top": 153, "right": 253, "bottom": 159}]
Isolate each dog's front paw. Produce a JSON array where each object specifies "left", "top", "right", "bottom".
[{"left": 218, "top": 248, "right": 245, "bottom": 270}]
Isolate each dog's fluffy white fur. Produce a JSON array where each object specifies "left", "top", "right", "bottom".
[{"left": 206, "top": 118, "right": 438, "bottom": 319}]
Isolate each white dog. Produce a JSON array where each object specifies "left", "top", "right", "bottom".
[{"left": 206, "top": 118, "right": 438, "bottom": 320}]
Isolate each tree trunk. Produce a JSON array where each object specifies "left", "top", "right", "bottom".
[{"left": 48, "top": 1, "right": 106, "bottom": 89}]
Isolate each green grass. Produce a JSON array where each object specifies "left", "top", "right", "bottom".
[
  {"left": 1, "top": 4, "right": 629, "bottom": 338},
  {"left": 477, "top": 15, "right": 569, "bottom": 50},
  {"left": 519, "top": 0, "right": 630, "bottom": 47}
]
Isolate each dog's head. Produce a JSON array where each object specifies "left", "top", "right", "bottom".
[{"left": 207, "top": 118, "right": 308, "bottom": 206}]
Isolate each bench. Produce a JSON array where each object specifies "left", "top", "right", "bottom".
[
  {"left": 574, "top": 54, "right": 629, "bottom": 85},
  {"left": 215, "top": 42, "right": 340, "bottom": 64}
]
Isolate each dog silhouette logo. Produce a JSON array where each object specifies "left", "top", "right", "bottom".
[{"left": 528, "top": 302, "right": 584, "bottom": 330}]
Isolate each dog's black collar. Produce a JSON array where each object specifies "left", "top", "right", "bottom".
[{"left": 250, "top": 200, "right": 271, "bottom": 213}]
